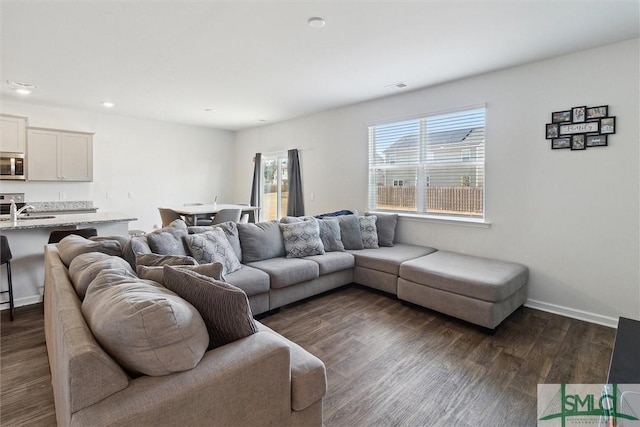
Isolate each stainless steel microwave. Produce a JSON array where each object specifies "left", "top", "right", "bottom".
[{"left": 0, "top": 152, "right": 26, "bottom": 180}]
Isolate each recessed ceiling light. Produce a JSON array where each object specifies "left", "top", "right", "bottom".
[
  {"left": 7, "top": 80, "right": 36, "bottom": 95},
  {"left": 101, "top": 101, "right": 115, "bottom": 108},
  {"left": 258, "top": 119, "right": 267, "bottom": 122},
  {"left": 308, "top": 17, "right": 325, "bottom": 28},
  {"left": 204, "top": 108, "right": 216, "bottom": 112},
  {"left": 385, "top": 82, "right": 408, "bottom": 89}
]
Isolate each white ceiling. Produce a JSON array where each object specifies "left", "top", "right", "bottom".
[{"left": 2, "top": 1, "right": 639, "bottom": 131}]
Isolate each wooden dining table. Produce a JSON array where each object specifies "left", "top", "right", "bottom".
[{"left": 169, "top": 204, "right": 260, "bottom": 224}]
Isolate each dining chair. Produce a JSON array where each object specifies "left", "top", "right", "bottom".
[
  {"left": 1, "top": 235, "right": 15, "bottom": 321},
  {"left": 183, "top": 203, "right": 213, "bottom": 226},
  {"left": 211, "top": 209, "right": 242, "bottom": 225},
  {"left": 158, "top": 208, "right": 183, "bottom": 227}
]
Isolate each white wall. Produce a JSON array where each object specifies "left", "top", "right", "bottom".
[
  {"left": 0, "top": 102, "right": 234, "bottom": 230},
  {"left": 234, "top": 39, "right": 640, "bottom": 326}
]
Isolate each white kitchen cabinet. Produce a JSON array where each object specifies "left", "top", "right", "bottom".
[
  {"left": 27, "top": 127, "right": 93, "bottom": 181},
  {"left": 0, "top": 114, "right": 27, "bottom": 153}
]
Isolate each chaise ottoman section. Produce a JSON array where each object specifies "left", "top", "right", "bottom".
[{"left": 397, "top": 251, "right": 528, "bottom": 330}]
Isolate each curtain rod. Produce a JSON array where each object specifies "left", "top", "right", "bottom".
[{"left": 257, "top": 147, "right": 312, "bottom": 156}]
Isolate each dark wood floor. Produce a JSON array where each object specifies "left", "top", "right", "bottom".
[{"left": 1, "top": 286, "right": 615, "bottom": 426}]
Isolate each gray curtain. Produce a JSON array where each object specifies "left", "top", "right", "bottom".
[
  {"left": 250, "top": 153, "right": 261, "bottom": 219},
  {"left": 287, "top": 149, "right": 304, "bottom": 216}
]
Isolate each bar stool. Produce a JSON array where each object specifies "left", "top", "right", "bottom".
[
  {"left": 48, "top": 228, "right": 98, "bottom": 244},
  {"left": 1, "top": 235, "right": 15, "bottom": 321}
]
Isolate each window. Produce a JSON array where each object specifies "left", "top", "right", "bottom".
[
  {"left": 262, "top": 154, "right": 288, "bottom": 221},
  {"left": 368, "top": 107, "right": 485, "bottom": 219}
]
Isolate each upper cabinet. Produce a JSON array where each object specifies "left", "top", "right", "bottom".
[
  {"left": 0, "top": 114, "right": 27, "bottom": 153},
  {"left": 27, "top": 127, "right": 93, "bottom": 182}
]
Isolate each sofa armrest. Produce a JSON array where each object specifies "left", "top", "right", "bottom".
[{"left": 71, "top": 331, "right": 294, "bottom": 427}]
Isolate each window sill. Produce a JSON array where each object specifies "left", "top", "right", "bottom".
[{"left": 369, "top": 211, "right": 491, "bottom": 228}]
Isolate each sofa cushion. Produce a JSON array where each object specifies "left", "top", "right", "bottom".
[
  {"left": 224, "top": 264, "right": 271, "bottom": 297},
  {"left": 367, "top": 212, "right": 398, "bottom": 247},
  {"left": 238, "top": 221, "right": 285, "bottom": 262},
  {"left": 359, "top": 215, "right": 379, "bottom": 249},
  {"left": 57, "top": 234, "right": 123, "bottom": 267},
  {"left": 68, "top": 252, "right": 134, "bottom": 299},
  {"left": 184, "top": 228, "right": 242, "bottom": 275},
  {"left": 399, "top": 251, "right": 529, "bottom": 302},
  {"left": 279, "top": 218, "right": 325, "bottom": 258},
  {"left": 247, "top": 257, "right": 319, "bottom": 289},
  {"left": 135, "top": 253, "right": 198, "bottom": 267},
  {"left": 334, "top": 214, "right": 363, "bottom": 250},
  {"left": 82, "top": 268, "right": 209, "bottom": 377},
  {"left": 137, "top": 262, "right": 224, "bottom": 284},
  {"left": 305, "top": 252, "right": 355, "bottom": 275},
  {"left": 188, "top": 221, "right": 242, "bottom": 262},
  {"left": 349, "top": 243, "right": 437, "bottom": 275},
  {"left": 163, "top": 266, "right": 258, "bottom": 349}
]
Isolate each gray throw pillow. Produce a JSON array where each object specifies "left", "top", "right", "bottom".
[
  {"left": 69, "top": 252, "right": 135, "bottom": 300},
  {"left": 135, "top": 253, "right": 198, "bottom": 267},
  {"left": 121, "top": 236, "right": 152, "bottom": 269},
  {"left": 279, "top": 218, "right": 325, "bottom": 258},
  {"left": 335, "top": 214, "right": 364, "bottom": 250},
  {"left": 237, "top": 221, "right": 285, "bottom": 262},
  {"left": 137, "top": 263, "right": 224, "bottom": 284},
  {"left": 188, "top": 221, "right": 242, "bottom": 262},
  {"left": 146, "top": 229, "right": 189, "bottom": 256},
  {"left": 163, "top": 266, "right": 258, "bottom": 349},
  {"left": 318, "top": 219, "right": 345, "bottom": 252},
  {"left": 82, "top": 268, "right": 209, "bottom": 376},
  {"left": 184, "top": 228, "right": 241, "bottom": 275},
  {"left": 57, "top": 234, "right": 123, "bottom": 267},
  {"left": 367, "top": 212, "right": 398, "bottom": 247},
  {"left": 359, "top": 215, "right": 379, "bottom": 249}
]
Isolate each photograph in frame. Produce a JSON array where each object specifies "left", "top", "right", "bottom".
[
  {"left": 586, "top": 105, "right": 608, "bottom": 120},
  {"left": 572, "top": 106, "right": 586, "bottom": 123},
  {"left": 552, "top": 110, "right": 571, "bottom": 123},
  {"left": 546, "top": 123, "right": 559, "bottom": 139},
  {"left": 571, "top": 134, "right": 586, "bottom": 150},
  {"left": 586, "top": 135, "right": 608, "bottom": 147},
  {"left": 600, "top": 116, "right": 616, "bottom": 134},
  {"left": 552, "top": 137, "right": 571, "bottom": 149}
]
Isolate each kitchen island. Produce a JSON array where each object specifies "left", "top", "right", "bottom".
[{"left": 1, "top": 212, "right": 136, "bottom": 309}]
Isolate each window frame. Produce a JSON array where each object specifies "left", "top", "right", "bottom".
[{"left": 367, "top": 105, "right": 487, "bottom": 223}]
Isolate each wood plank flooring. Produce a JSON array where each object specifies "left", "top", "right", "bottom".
[{"left": 1, "top": 286, "right": 615, "bottom": 426}]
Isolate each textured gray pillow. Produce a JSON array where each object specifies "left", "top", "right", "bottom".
[
  {"left": 359, "top": 215, "right": 379, "bottom": 249},
  {"left": 69, "top": 252, "right": 135, "bottom": 299},
  {"left": 188, "top": 221, "right": 242, "bottom": 262},
  {"left": 121, "top": 236, "right": 152, "bottom": 269},
  {"left": 135, "top": 253, "right": 198, "bottom": 267},
  {"left": 367, "top": 212, "right": 398, "bottom": 247},
  {"left": 82, "top": 268, "right": 209, "bottom": 376},
  {"left": 335, "top": 214, "right": 364, "bottom": 250},
  {"left": 163, "top": 266, "right": 258, "bottom": 349},
  {"left": 318, "top": 219, "right": 345, "bottom": 252},
  {"left": 237, "top": 221, "right": 285, "bottom": 262},
  {"left": 279, "top": 218, "right": 325, "bottom": 258},
  {"left": 146, "top": 229, "right": 189, "bottom": 256},
  {"left": 184, "top": 228, "right": 241, "bottom": 275},
  {"left": 137, "top": 263, "right": 224, "bottom": 284},
  {"left": 57, "top": 234, "right": 123, "bottom": 267}
]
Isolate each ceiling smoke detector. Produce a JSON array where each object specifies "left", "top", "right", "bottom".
[{"left": 308, "top": 17, "right": 326, "bottom": 28}]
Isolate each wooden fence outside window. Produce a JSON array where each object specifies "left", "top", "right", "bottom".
[{"left": 376, "top": 186, "right": 483, "bottom": 216}]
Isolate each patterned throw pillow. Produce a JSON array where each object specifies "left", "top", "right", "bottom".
[
  {"left": 184, "top": 228, "right": 241, "bottom": 275},
  {"left": 163, "top": 266, "right": 258, "bottom": 349},
  {"left": 137, "top": 263, "right": 225, "bottom": 284},
  {"left": 359, "top": 215, "right": 379, "bottom": 249},
  {"left": 279, "top": 218, "right": 325, "bottom": 258}
]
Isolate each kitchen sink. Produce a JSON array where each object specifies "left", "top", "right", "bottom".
[{"left": 0, "top": 215, "right": 57, "bottom": 221}]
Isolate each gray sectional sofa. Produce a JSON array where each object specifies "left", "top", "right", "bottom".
[{"left": 43, "top": 212, "right": 528, "bottom": 426}]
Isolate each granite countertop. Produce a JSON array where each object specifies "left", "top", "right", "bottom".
[
  {"left": 28, "top": 201, "right": 97, "bottom": 213},
  {"left": 0, "top": 212, "right": 137, "bottom": 231}
]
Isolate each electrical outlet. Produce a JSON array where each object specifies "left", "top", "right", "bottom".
[
  {"left": 128, "top": 191, "right": 134, "bottom": 199},
  {"left": 106, "top": 191, "right": 113, "bottom": 199},
  {"left": 59, "top": 192, "right": 66, "bottom": 200},
  {"left": 310, "top": 192, "right": 315, "bottom": 201}
]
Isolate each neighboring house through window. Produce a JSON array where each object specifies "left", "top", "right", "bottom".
[
  {"left": 262, "top": 153, "right": 288, "bottom": 221},
  {"left": 368, "top": 106, "right": 486, "bottom": 219}
]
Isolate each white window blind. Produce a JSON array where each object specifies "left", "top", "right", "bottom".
[{"left": 368, "top": 107, "right": 485, "bottom": 219}]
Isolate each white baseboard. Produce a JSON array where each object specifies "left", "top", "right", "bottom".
[
  {"left": 525, "top": 298, "right": 619, "bottom": 328},
  {"left": 0, "top": 295, "right": 43, "bottom": 310}
]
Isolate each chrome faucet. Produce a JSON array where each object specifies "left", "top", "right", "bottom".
[{"left": 10, "top": 201, "right": 35, "bottom": 223}]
